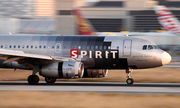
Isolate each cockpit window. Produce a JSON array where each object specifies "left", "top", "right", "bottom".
[
  {"left": 148, "top": 45, "right": 153, "bottom": 50},
  {"left": 143, "top": 45, "right": 160, "bottom": 50},
  {"left": 142, "top": 45, "right": 147, "bottom": 50},
  {"left": 152, "top": 45, "right": 159, "bottom": 49}
]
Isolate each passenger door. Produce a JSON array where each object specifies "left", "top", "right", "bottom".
[{"left": 123, "top": 40, "right": 132, "bottom": 56}]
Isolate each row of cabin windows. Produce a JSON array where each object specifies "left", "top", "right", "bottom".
[
  {"left": 1, "top": 45, "right": 53, "bottom": 49},
  {"left": 72, "top": 46, "right": 119, "bottom": 50},
  {"left": 1, "top": 45, "right": 119, "bottom": 49},
  {"left": 0, "top": 45, "right": 120, "bottom": 50},
  {"left": 142, "top": 45, "right": 159, "bottom": 50}
]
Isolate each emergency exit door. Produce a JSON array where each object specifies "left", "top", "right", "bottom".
[
  {"left": 55, "top": 43, "right": 61, "bottom": 53},
  {"left": 123, "top": 40, "right": 132, "bottom": 56}
]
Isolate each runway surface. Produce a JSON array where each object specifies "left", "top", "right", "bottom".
[
  {"left": 162, "top": 62, "right": 180, "bottom": 68},
  {"left": 1, "top": 81, "right": 180, "bottom": 95}
]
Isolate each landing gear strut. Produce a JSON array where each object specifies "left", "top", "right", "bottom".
[
  {"left": 27, "top": 65, "right": 39, "bottom": 85},
  {"left": 45, "top": 77, "right": 56, "bottom": 83},
  {"left": 126, "top": 67, "right": 134, "bottom": 85}
]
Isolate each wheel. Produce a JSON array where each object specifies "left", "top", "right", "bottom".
[
  {"left": 45, "top": 77, "right": 56, "bottom": 83},
  {"left": 126, "top": 78, "right": 134, "bottom": 85},
  {"left": 27, "top": 75, "right": 39, "bottom": 85}
]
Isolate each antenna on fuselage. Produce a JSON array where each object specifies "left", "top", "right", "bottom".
[{"left": 9, "top": 32, "right": 12, "bottom": 35}]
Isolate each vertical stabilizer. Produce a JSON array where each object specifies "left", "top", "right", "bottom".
[
  {"left": 73, "top": 9, "right": 97, "bottom": 35},
  {"left": 154, "top": 5, "right": 180, "bottom": 34}
]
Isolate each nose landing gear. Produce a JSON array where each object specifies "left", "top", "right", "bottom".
[{"left": 126, "top": 67, "right": 134, "bottom": 85}]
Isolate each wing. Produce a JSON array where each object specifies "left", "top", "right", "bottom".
[{"left": 0, "top": 49, "right": 75, "bottom": 69}]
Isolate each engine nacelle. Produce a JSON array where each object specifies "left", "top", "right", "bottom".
[
  {"left": 39, "top": 61, "right": 84, "bottom": 78},
  {"left": 83, "top": 69, "right": 108, "bottom": 78}
]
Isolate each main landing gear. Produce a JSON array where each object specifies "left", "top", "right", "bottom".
[
  {"left": 27, "top": 65, "right": 57, "bottom": 85},
  {"left": 45, "top": 77, "right": 56, "bottom": 83},
  {"left": 27, "top": 65, "right": 39, "bottom": 85},
  {"left": 126, "top": 67, "right": 134, "bottom": 85},
  {"left": 28, "top": 75, "right": 39, "bottom": 85}
]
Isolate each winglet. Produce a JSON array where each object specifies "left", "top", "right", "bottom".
[{"left": 73, "top": 9, "right": 98, "bottom": 35}]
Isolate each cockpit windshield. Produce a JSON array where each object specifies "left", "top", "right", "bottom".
[
  {"left": 142, "top": 45, "right": 159, "bottom": 50},
  {"left": 152, "top": 45, "right": 159, "bottom": 49},
  {"left": 148, "top": 45, "right": 153, "bottom": 50}
]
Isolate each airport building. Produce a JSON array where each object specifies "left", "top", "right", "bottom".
[
  {"left": 0, "top": 0, "right": 54, "bottom": 17},
  {"left": 0, "top": 0, "right": 180, "bottom": 36},
  {"left": 55, "top": 0, "right": 180, "bottom": 35},
  {"left": 0, "top": 0, "right": 55, "bottom": 34},
  {"left": 0, "top": 0, "right": 34, "bottom": 17}
]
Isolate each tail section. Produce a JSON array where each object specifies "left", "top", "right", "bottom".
[
  {"left": 154, "top": 5, "right": 180, "bottom": 34},
  {"left": 73, "top": 9, "right": 97, "bottom": 35}
]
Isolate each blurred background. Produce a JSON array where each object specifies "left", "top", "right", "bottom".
[
  {"left": 1, "top": 0, "right": 180, "bottom": 58},
  {"left": 0, "top": 0, "right": 177, "bottom": 34}
]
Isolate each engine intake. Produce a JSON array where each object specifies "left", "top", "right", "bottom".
[{"left": 39, "top": 61, "right": 84, "bottom": 78}]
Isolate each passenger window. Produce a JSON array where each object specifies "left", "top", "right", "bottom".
[
  {"left": 142, "top": 45, "right": 147, "bottom": 50},
  {"left": 148, "top": 45, "right": 153, "bottom": 50},
  {"left": 22, "top": 45, "right": 24, "bottom": 48},
  {"left": 57, "top": 45, "right": 59, "bottom": 49},
  {"left": 39, "top": 46, "right": 41, "bottom": 49},
  {"left": 95, "top": 46, "right": 98, "bottom": 49},
  {"left": 99, "top": 46, "right": 102, "bottom": 49},
  {"left": 91, "top": 46, "right": 94, "bottom": 49},
  {"left": 74, "top": 46, "right": 77, "bottom": 49},
  {"left": 27, "top": 45, "right": 29, "bottom": 48},
  {"left": 44, "top": 46, "right": 46, "bottom": 49},
  {"left": 1, "top": 45, "right": 3, "bottom": 48},
  {"left": 18, "top": 45, "right": 20, "bottom": 48},
  {"left": 87, "top": 46, "right": 89, "bottom": 49},
  {"left": 35, "top": 45, "right": 37, "bottom": 49},
  {"left": 63, "top": 45, "right": 66, "bottom": 49},
  {"left": 31, "top": 45, "right": 33, "bottom": 48},
  {"left": 104, "top": 46, "right": 106, "bottom": 49},
  {"left": 9, "top": 45, "right": 12, "bottom": 48},
  {"left": 108, "top": 46, "right": 111, "bottom": 49},
  {"left": 52, "top": 46, "right": 54, "bottom": 49},
  {"left": 14, "top": 45, "right": 16, "bottom": 48},
  {"left": 82, "top": 46, "right": 85, "bottom": 49},
  {"left": 78, "top": 46, "right": 81, "bottom": 49},
  {"left": 117, "top": 46, "right": 119, "bottom": 49}
]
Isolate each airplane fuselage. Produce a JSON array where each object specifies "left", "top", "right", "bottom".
[{"left": 0, "top": 35, "right": 170, "bottom": 70}]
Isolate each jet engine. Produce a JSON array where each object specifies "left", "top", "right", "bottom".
[
  {"left": 83, "top": 69, "right": 108, "bottom": 78},
  {"left": 39, "top": 61, "right": 84, "bottom": 78}
]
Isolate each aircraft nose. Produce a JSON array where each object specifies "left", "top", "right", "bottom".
[{"left": 162, "top": 52, "right": 171, "bottom": 66}]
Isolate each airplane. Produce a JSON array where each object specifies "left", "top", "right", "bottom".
[
  {"left": 0, "top": 35, "right": 171, "bottom": 85},
  {"left": 154, "top": 5, "right": 180, "bottom": 35},
  {"left": 73, "top": 9, "right": 177, "bottom": 36}
]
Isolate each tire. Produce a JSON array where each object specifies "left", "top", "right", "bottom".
[
  {"left": 27, "top": 75, "right": 39, "bottom": 85},
  {"left": 45, "top": 77, "right": 56, "bottom": 83},
  {"left": 126, "top": 78, "right": 134, "bottom": 85}
]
